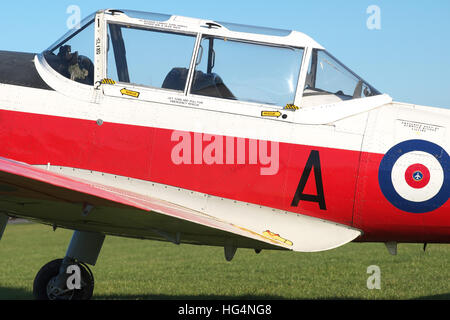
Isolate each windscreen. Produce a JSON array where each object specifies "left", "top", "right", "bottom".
[
  {"left": 43, "top": 13, "right": 95, "bottom": 85},
  {"left": 303, "top": 49, "right": 380, "bottom": 107}
]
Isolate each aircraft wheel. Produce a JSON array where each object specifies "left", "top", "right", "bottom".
[{"left": 33, "top": 258, "right": 94, "bottom": 300}]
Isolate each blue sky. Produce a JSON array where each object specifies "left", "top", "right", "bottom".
[{"left": 1, "top": 0, "right": 449, "bottom": 109}]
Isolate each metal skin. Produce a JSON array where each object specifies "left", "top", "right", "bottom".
[
  {"left": 1, "top": 99, "right": 449, "bottom": 243},
  {"left": 0, "top": 9, "right": 448, "bottom": 299}
]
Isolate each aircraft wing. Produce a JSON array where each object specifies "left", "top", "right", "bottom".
[{"left": 0, "top": 157, "right": 361, "bottom": 252}]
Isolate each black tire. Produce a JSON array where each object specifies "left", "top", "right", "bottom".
[{"left": 33, "top": 259, "right": 94, "bottom": 300}]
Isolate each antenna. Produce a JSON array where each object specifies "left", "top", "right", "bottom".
[{"left": 205, "top": 22, "right": 222, "bottom": 29}]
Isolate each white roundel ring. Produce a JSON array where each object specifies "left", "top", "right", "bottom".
[
  {"left": 378, "top": 140, "right": 450, "bottom": 213},
  {"left": 391, "top": 151, "right": 443, "bottom": 202}
]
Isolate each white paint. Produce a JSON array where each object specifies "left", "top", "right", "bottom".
[
  {"left": 362, "top": 103, "right": 450, "bottom": 158},
  {"left": 391, "top": 151, "right": 444, "bottom": 202},
  {"left": 37, "top": 165, "right": 362, "bottom": 253}
]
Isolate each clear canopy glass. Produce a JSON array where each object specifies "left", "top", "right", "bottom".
[
  {"left": 191, "top": 37, "right": 303, "bottom": 106},
  {"left": 46, "top": 13, "right": 96, "bottom": 53},
  {"left": 302, "top": 49, "right": 380, "bottom": 107},
  {"left": 218, "top": 21, "right": 292, "bottom": 37},
  {"left": 41, "top": 10, "right": 381, "bottom": 108},
  {"left": 110, "top": 9, "right": 171, "bottom": 22},
  {"left": 43, "top": 14, "right": 95, "bottom": 85}
]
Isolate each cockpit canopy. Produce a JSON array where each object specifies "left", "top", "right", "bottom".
[
  {"left": 44, "top": 13, "right": 96, "bottom": 86},
  {"left": 42, "top": 9, "right": 380, "bottom": 108},
  {"left": 303, "top": 49, "right": 379, "bottom": 106}
]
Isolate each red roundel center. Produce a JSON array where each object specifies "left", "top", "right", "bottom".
[{"left": 405, "top": 163, "right": 430, "bottom": 189}]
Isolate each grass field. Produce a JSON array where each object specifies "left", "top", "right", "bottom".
[{"left": 0, "top": 222, "right": 449, "bottom": 300}]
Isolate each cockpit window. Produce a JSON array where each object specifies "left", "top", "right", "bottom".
[
  {"left": 43, "top": 15, "right": 95, "bottom": 86},
  {"left": 191, "top": 36, "right": 304, "bottom": 107},
  {"left": 302, "top": 49, "right": 380, "bottom": 107},
  {"left": 107, "top": 24, "right": 196, "bottom": 91}
]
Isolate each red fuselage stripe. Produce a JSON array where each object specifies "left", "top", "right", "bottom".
[{"left": 1, "top": 109, "right": 448, "bottom": 242}]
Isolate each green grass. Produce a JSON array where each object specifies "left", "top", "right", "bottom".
[{"left": 0, "top": 223, "right": 449, "bottom": 300}]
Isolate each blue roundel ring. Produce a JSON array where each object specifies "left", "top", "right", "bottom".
[{"left": 378, "top": 139, "right": 450, "bottom": 213}]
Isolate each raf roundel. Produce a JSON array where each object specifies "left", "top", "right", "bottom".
[
  {"left": 404, "top": 163, "right": 430, "bottom": 189},
  {"left": 378, "top": 140, "right": 450, "bottom": 213}
]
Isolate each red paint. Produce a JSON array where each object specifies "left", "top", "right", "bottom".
[
  {"left": 0, "top": 109, "right": 449, "bottom": 242},
  {"left": 405, "top": 164, "right": 430, "bottom": 189},
  {"left": 353, "top": 152, "right": 450, "bottom": 243},
  {"left": 0, "top": 157, "right": 262, "bottom": 239}
]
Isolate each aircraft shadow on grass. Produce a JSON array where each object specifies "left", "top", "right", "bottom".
[
  {"left": 93, "top": 293, "right": 286, "bottom": 300},
  {"left": 0, "top": 287, "right": 32, "bottom": 300},
  {"left": 93, "top": 293, "right": 450, "bottom": 300},
  {"left": 0, "top": 287, "right": 449, "bottom": 300}
]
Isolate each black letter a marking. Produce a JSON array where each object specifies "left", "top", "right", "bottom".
[{"left": 291, "top": 150, "right": 326, "bottom": 210}]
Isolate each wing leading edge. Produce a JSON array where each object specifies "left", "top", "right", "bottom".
[{"left": 0, "top": 157, "right": 361, "bottom": 252}]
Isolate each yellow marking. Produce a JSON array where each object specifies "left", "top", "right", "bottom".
[
  {"left": 120, "top": 88, "right": 140, "bottom": 98},
  {"left": 101, "top": 78, "right": 116, "bottom": 85},
  {"left": 261, "top": 111, "right": 282, "bottom": 118},
  {"left": 284, "top": 104, "right": 300, "bottom": 110},
  {"left": 262, "top": 230, "right": 293, "bottom": 246},
  {"left": 232, "top": 225, "right": 289, "bottom": 247}
]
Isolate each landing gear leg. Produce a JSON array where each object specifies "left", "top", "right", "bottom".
[
  {"left": 0, "top": 213, "right": 8, "bottom": 241},
  {"left": 33, "top": 230, "right": 105, "bottom": 300}
]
